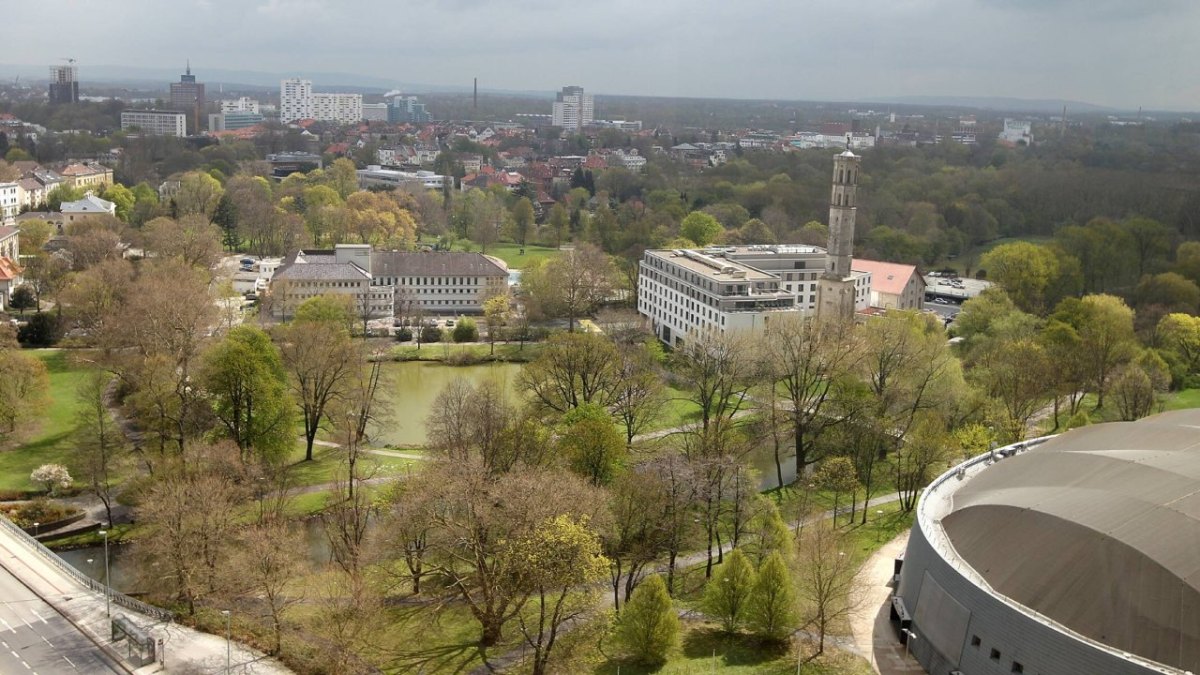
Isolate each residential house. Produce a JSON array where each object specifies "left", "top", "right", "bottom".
[
  {"left": 58, "top": 162, "right": 112, "bottom": 190},
  {"left": 0, "top": 226, "right": 21, "bottom": 309},
  {"left": 60, "top": 193, "right": 117, "bottom": 224},
  {"left": 0, "top": 184, "right": 18, "bottom": 225},
  {"left": 851, "top": 259, "right": 925, "bottom": 311}
]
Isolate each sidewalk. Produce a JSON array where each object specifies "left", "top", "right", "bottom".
[
  {"left": 0, "top": 520, "right": 292, "bottom": 674},
  {"left": 849, "top": 531, "right": 925, "bottom": 675}
]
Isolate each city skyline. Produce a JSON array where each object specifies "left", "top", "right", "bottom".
[{"left": 3, "top": 0, "right": 1198, "bottom": 111}]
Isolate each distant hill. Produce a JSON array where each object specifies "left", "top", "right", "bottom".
[{"left": 864, "top": 95, "right": 1117, "bottom": 114}]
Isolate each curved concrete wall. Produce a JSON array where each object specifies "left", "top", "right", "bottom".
[{"left": 897, "top": 504, "right": 1174, "bottom": 675}]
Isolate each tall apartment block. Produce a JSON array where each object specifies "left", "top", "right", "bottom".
[
  {"left": 48, "top": 64, "right": 79, "bottom": 104},
  {"left": 551, "top": 85, "right": 594, "bottom": 131}
]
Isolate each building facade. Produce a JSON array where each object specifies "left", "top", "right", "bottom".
[
  {"left": 168, "top": 64, "right": 205, "bottom": 133},
  {"left": 851, "top": 259, "right": 925, "bottom": 311},
  {"left": 361, "top": 103, "right": 388, "bottom": 122},
  {"left": 388, "top": 96, "right": 430, "bottom": 124},
  {"left": 59, "top": 163, "right": 112, "bottom": 190},
  {"left": 48, "top": 65, "right": 79, "bottom": 104},
  {"left": 60, "top": 193, "right": 116, "bottom": 223},
  {"left": 208, "top": 111, "right": 264, "bottom": 131},
  {"left": 220, "top": 97, "right": 260, "bottom": 114},
  {"left": 312, "top": 93, "right": 363, "bottom": 125},
  {"left": 280, "top": 78, "right": 313, "bottom": 123},
  {"left": 0, "top": 184, "right": 18, "bottom": 225},
  {"left": 121, "top": 110, "right": 187, "bottom": 137},
  {"left": 551, "top": 86, "right": 594, "bottom": 131}
]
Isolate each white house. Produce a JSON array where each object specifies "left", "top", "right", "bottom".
[{"left": 61, "top": 193, "right": 117, "bottom": 223}]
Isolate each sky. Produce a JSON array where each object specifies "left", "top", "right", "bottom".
[{"left": 9, "top": 0, "right": 1200, "bottom": 110}]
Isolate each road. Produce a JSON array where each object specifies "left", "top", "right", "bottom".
[{"left": 0, "top": 561, "right": 123, "bottom": 675}]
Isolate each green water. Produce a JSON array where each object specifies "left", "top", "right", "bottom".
[{"left": 370, "top": 361, "right": 525, "bottom": 447}]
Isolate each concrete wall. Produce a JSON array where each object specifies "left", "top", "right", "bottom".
[{"left": 898, "top": 518, "right": 1171, "bottom": 675}]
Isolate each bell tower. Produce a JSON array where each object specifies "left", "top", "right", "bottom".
[{"left": 817, "top": 148, "right": 862, "bottom": 321}]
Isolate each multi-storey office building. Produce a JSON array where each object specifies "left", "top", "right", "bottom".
[
  {"left": 280, "top": 78, "right": 313, "bottom": 123},
  {"left": 120, "top": 110, "right": 187, "bottom": 137}
]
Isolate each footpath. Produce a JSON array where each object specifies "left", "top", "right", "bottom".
[
  {"left": 0, "top": 517, "right": 291, "bottom": 674},
  {"left": 849, "top": 531, "right": 925, "bottom": 675}
]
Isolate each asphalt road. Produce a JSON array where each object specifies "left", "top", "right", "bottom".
[{"left": 0, "top": 565, "right": 123, "bottom": 675}]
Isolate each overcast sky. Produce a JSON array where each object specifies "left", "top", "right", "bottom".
[{"left": 10, "top": 0, "right": 1200, "bottom": 110}]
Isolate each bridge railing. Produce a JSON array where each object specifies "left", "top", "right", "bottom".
[{"left": 0, "top": 515, "right": 174, "bottom": 623}]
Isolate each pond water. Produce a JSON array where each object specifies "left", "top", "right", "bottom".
[{"left": 371, "top": 360, "right": 524, "bottom": 447}]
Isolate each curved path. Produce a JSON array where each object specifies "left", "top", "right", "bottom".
[{"left": 849, "top": 531, "right": 925, "bottom": 674}]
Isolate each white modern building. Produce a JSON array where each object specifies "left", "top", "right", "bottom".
[
  {"left": 120, "top": 110, "right": 187, "bottom": 137},
  {"left": 999, "top": 118, "right": 1034, "bottom": 146},
  {"left": 312, "top": 93, "right": 363, "bottom": 125},
  {"left": 362, "top": 103, "right": 388, "bottom": 122},
  {"left": 609, "top": 149, "right": 647, "bottom": 172},
  {"left": 0, "top": 183, "right": 18, "bottom": 225},
  {"left": 551, "top": 85, "right": 594, "bottom": 131},
  {"left": 220, "top": 97, "right": 261, "bottom": 114},
  {"left": 280, "top": 78, "right": 313, "bottom": 123},
  {"left": 357, "top": 167, "right": 450, "bottom": 191}
]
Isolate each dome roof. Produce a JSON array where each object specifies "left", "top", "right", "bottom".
[{"left": 943, "top": 410, "right": 1200, "bottom": 670}]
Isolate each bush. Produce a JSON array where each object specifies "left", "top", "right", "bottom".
[
  {"left": 17, "top": 312, "right": 62, "bottom": 347},
  {"left": 615, "top": 575, "right": 678, "bottom": 664},
  {"left": 395, "top": 327, "right": 413, "bottom": 342},
  {"left": 420, "top": 325, "right": 443, "bottom": 343},
  {"left": 30, "top": 464, "right": 72, "bottom": 495},
  {"left": 1, "top": 499, "right": 79, "bottom": 529},
  {"left": 451, "top": 317, "right": 478, "bottom": 343},
  {"left": 9, "top": 285, "right": 36, "bottom": 314}
]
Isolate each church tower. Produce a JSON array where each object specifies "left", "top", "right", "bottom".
[{"left": 817, "top": 149, "right": 862, "bottom": 321}]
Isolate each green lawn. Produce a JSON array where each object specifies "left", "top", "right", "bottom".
[
  {"left": 596, "top": 622, "right": 872, "bottom": 675},
  {"left": 0, "top": 350, "right": 95, "bottom": 493},
  {"left": 471, "top": 242, "right": 562, "bottom": 269},
  {"left": 1162, "top": 388, "right": 1200, "bottom": 411},
  {"left": 280, "top": 443, "right": 411, "bottom": 488}
]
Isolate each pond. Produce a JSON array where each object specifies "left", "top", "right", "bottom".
[{"left": 371, "top": 361, "right": 524, "bottom": 447}]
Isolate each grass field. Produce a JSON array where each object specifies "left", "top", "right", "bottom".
[
  {"left": 469, "top": 242, "right": 562, "bottom": 269},
  {"left": 0, "top": 350, "right": 95, "bottom": 493}
]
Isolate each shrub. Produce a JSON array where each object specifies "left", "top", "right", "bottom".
[
  {"left": 9, "top": 285, "right": 36, "bottom": 314},
  {"left": 2, "top": 499, "right": 79, "bottom": 528},
  {"left": 451, "top": 317, "right": 478, "bottom": 343},
  {"left": 615, "top": 575, "right": 678, "bottom": 664},
  {"left": 420, "top": 325, "right": 443, "bottom": 343},
  {"left": 395, "top": 327, "right": 413, "bottom": 342},
  {"left": 701, "top": 548, "right": 756, "bottom": 633},
  {"left": 17, "top": 313, "right": 62, "bottom": 347}
]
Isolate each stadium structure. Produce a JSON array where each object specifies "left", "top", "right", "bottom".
[{"left": 894, "top": 410, "right": 1200, "bottom": 675}]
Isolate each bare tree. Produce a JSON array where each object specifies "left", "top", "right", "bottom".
[
  {"left": 610, "top": 341, "right": 666, "bottom": 445},
  {"left": 796, "top": 519, "right": 861, "bottom": 656},
  {"left": 230, "top": 520, "right": 306, "bottom": 654},
  {"left": 73, "top": 371, "right": 123, "bottom": 527},
  {"left": 275, "top": 320, "right": 355, "bottom": 461},
  {"left": 518, "top": 332, "right": 621, "bottom": 414}
]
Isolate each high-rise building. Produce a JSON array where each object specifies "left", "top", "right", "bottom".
[
  {"left": 816, "top": 149, "right": 865, "bottom": 321},
  {"left": 312, "top": 93, "right": 362, "bottom": 125},
  {"left": 220, "top": 97, "right": 261, "bottom": 114},
  {"left": 387, "top": 96, "right": 430, "bottom": 124},
  {"left": 551, "top": 85, "right": 594, "bottom": 131},
  {"left": 280, "top": 78, "right": 313, "bottom": 123},
  {"left": 168, "top": 62, "right": 206, "bottom": 133},
  {"left": 48, "top": 64, "right": 79, "bottom": 104}
]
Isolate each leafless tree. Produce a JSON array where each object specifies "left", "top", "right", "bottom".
[{"left": 796, "top": 519, "right": 862, "bottom": 656}]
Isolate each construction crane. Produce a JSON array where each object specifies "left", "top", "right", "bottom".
[{"left": 60, "top": 57, "right": 77, "bottom": 65}]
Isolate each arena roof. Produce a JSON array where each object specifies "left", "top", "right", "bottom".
[{"left": 942, "top": 410, "right": 1200, "bottom": 671}]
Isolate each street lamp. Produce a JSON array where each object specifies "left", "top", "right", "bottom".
[
  {"left": 98, "top": 529, "right": 110, "bottom": 617},
  {"left": 902, "top": 629, "right": 919, "bottom": 659},
  {"left": 33, "top": 522, "right": 39, "bottom": 537},
  {"left": 222, "top": 610, "right": 231, "bottom": 673}
]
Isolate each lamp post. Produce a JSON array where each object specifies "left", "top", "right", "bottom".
[
  {"left": 98, "top": 529, "right": 110, "bottom": 617},
  {"left": 903, "top": 629, "right": 918, "bottom": 659},
  {"left": 222, "top": 610, "right": 231, "bottom": 673},
  {"left": 33, "top": 522, "right": 39, "bottom": 537}
]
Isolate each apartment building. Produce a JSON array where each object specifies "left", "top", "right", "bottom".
[
  {"left": 59, "top": 163, "right": 112, "bottom": 190},
  {"left": 0, "top": 184, "right": 18, "bottom": 225},
  {"left": 312, "top": 93, "right": 363, "bottom": 125},
  {"left": 121, "top": 110, "right": 187, "bottom": 137},
  {"left": 551, "top": 86, "right": 594, "bottom": 131},
  {"left": 280, "top": 78, "right": 313, "bottom": 123},
  {"left": 220, "top": 97, "right": 261, "bottom": 114}
]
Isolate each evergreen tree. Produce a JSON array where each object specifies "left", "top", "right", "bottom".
[
  {"left": 748, "top": 552, "right": 798, "bottom": 642},
  {"left": 746, "top": 498, "right": 792, "bottom": 566},
  {"left": 702, "top": 548, "right": 756, "bottom": 633},
  {"left": 615, "top": 575, "right": 678, "bottom": 665},
  {"left": 212, "top": 193, "right": 239, "bottom": 251}
]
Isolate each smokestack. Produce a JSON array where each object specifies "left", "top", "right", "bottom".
[{"left": 473, "top": 77, "right": 478, "bottom": 110}]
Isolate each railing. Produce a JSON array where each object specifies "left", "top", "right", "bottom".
[{"left": 0, "top": 515, "right": 174, "bottom": 623}]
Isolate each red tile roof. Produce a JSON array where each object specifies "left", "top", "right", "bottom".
[
  {"left": 0, "top": 257, "right": 21, "bottom": 282},
  {"left": 852, "top": 259, "right": 921, "bottom": 297}
]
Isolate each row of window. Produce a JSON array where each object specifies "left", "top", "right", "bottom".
[
  {"left": 970, "top": 634, "right": 1026, "bottom": 674},
  {"left": 375, "top": 276, "right": 489, "bottom": 287}
]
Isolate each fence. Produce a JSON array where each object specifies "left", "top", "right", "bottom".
[{"left": 0, "top": 515, "right": 174, "bottom": 622}]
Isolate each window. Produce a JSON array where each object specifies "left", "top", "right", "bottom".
[
  {"left": 990, "top": 649, "right": 1001, "bottom": 661},
  {"left": 1011, "top": 663, "right": 1023, "bottom": 674},
  {"left": 970, "top": 635, "right": 981, "bottom": 648}
]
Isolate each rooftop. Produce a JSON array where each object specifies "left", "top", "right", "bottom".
[
  {"left": 924, "top": 411, "right": 1200, "bottom": 674},
  {"left": 372, "top": 251, "right": 507, "bottom": 278},
  {"left": 851, "top": 259, "right": 921, "bottom": 296},
  {"left": 645, "top": 249, "right": 776, "bottom": 282}
]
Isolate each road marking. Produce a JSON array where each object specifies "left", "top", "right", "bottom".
[
  {"left": 9, "top": 650, "right": 18, "bottom": 658},
  {"left": 39, "top": 635, "right": 52, "bottom": 648},
  {"left": 62, "top": 655, "right": 76, "bottom": 670},
  {"left": 29, "top": 610, "right": 46, "bottom": 625},
  {"left": 1, "top": 618, "right": 14, "bottom": 633},
  {"left": 20, "top": 660, "right": 29, "bottom": 670}
]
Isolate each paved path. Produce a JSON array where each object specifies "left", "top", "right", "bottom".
[
  {"left": 849, "top": 531, "right": 925, "bottom": 675},
  {"left": 0, "top": 519, "right": 292, "bottom": 674}
]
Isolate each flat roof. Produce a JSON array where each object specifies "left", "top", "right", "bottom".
[{"left": 645, "top": 249, "right": 776, "bottom": 282}]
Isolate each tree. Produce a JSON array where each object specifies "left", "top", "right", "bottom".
[
  {"left": 16, "top": 312, "right": 62, "bottom": 347},
  {"left": 748, "top": 552, "right": 798, "bottom": 643},
  {"left": 744, "top": 498, "right": 792, "bottom": 567},
  {"left": 509, "top": 514, "right": 610, "bottom": 675},
  {"left": 482, "top": 293, "right": 510, "bottom": 356},
  {"left": 521, "top": 244, "right": 615, "bottom": 331},
  {"left": 8, "top": 285, "right": 35, "bottom": 314},
  {"left": 173, "top": 171, "right": 224, "bottom": 220},
  {"left": 1056, "top": 294, "right": 1137, "bottom": 408},
  {"left": 45, "top": 184, "right": 84, "bottom": 211},
  {"left": 18, "top": 219, "right": 53, "bottom": 254},
  {"left": 558, "top": 403, "right": 626, "bottom": 486},
  {"left": 230, "top": 521, "right": 306, "bottom": 654},
  {"left": 100, "top": 183, "right": 135, "bottom": 222},
  {"left": 980, "top": 241, "right": 1062, "bottom": 314},
  {"left": 701, "top": 548, "right": 756, "bottom": 633},
  {"left": 796, "top": 520, "right": 859, "bottom": 655},
  {"left": 22, "top": 254, "right": 71, "bottom": 315},
  {"left": 1111, "top": 364, "right": 1156, "bottom": 421},
  {"left": 425, "top": 378, "right": 548, "bottom": 475},
  {"left": 73, "top": 371, "right": 122, "bottom": 527},
  {"left": 604, "top": 469, "right": 673, "bottom": 610},
  {"left": 275, "top": 316, "right": 355, "bottom": 462},
  {"left": 59, "top": 258, "right": 134, "bottom": 336},
  {"left": 895, "top": 415, "right": 955, "bottom": 511},
  {"left": 610, "top": 341, "right": 666, "bottom": 444},
  {"left": 812, "top": 457, "right": 859, "bottom": 526},
  {"left": 1133, "top": 272, "right": 1200, "bottom": 316},
  {"left": 326, "top": 157, "right": 359, "bottom": 199},
  {"left": 451, "top": 317, "right": 478, "bottom": 342},
  {"left": 547, "top": 202, "right": 569, "bottom": 248},
  {"left": 0, "top": 348, "right": 48, "bottom": 443},
  {"left": 30, "top": 463, "right": 71, "bottom": 495},
  {"left": 142, "top": 215, "right": 223, "bottom": 271},
  {"left": 614, "top": 575, "right": 678, "bottom": 665},
  {"left": 1158, "top": 313, "right": 1200, "bottom": 376},
  {"left": 971, "top": 338, "right": 1052, "bottom": 441},
  {"left": 519, "top": 332, "right": 620, "bottom": 414},
  {"left": 511, "top": 197, "right": 535, "bottom": 247},
  {"left": 200, "top": 326, "right": 295, "bottom": 465},
  {"left": 680, "top": 211, "right": 722, "bottom": 246}
]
